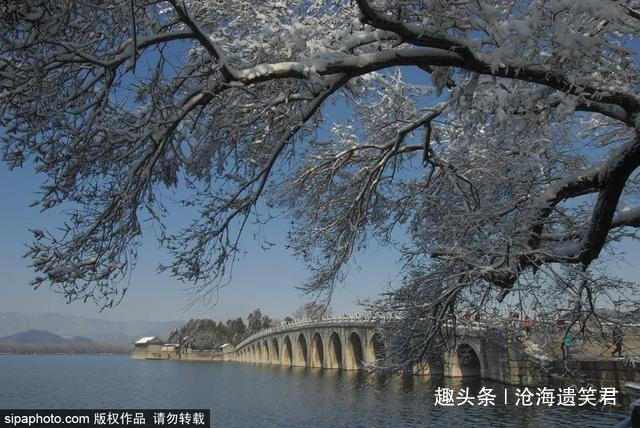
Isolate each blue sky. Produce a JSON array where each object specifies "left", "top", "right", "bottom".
[
  {"left": 0, "top": 65, "right": 427, "bottom": 323},
  {"left": 2, "top": 40, "right": 640, "bottom": 324},
  {"left": 0, "top": 40, "right": 412, "bottom": 323},
  {"left": 5, "top": 154, "right": 638, "bottom": 323},
  {"left": 0, "top": 150, "right": 404, "bottom": 323}
]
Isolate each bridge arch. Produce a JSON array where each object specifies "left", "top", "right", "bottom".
[
  {"left": 230, "top": 319, "right": 514, "bottom": 382},
  {"left": 454, "top": 343, "right": 482, "bottom": 377},
  {"left": 283, "top": 335, "right": 293, "bottom": 366},
  {"left": 367, "top": 333, "right": 385, "bottom": 364},
  {"left": 263, "top": 340, "right": 270, "bottom": 364},
  {"left": 327, "top": 331, "right": 343, "bottom": 370},
  {"left": 311, "top": 333, "right": 324, "bottom": 368},
  {"left": 295, "top": 333, "right": 308, "bottom": 367},
  {"left": 272, "top": 338, "right": 280, "bottom": 364},
  {"left": 346, "top": 331, "right": 364, "bottom": 370}
]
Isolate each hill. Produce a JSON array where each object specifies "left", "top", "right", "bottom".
[
  {"left": 0, "top": 312, "right": 182, "bottom": 345},
  {"left": 0, "top": 329, "right": 93, "bottom": 344},
  {"left": 0, "top": 329, "right": 127, "bottom": 354}
]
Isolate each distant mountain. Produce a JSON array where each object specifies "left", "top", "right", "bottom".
[
  {"left": 0, "top": 329, "right": 93, "bottom": 344},
  {"left": 0, "top": 312, "right": 182, "bottom": 345},
  {"left": 0, "top": 329, "right": 128, "bottom": 354}
]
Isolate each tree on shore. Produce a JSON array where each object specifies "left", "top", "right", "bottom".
[
  {"left": 247, "top": 308, "right": 272, "bottom": 334},
  {"left": 3, "top": 1, "right": 640, "bottom": 369},
  {"left": 168, "top": 316, "right": 248, "bottom": 347}
]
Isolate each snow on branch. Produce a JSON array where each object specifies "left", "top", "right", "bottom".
[{"left": 2, "top": 1, "right": 640, "bottom": 364}]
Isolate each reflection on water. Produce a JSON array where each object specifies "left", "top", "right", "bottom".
[{"left": 0, "top": 355, "right": 627, "bottom": 427}]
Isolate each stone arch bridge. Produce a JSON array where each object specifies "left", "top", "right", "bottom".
[{"left": 229, "top": 317, "right": 515, "bottom": 383}]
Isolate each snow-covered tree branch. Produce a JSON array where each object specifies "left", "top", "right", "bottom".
[{"left": 3, "top": 0, "right": 640, "bottom": 366}]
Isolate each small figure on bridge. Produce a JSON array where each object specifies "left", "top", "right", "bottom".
[
  {"left": 523, "top": 316, "right": 532, "bottom": 336},
  {"left": 612, "top": 324, "right": 624, "bottom": 358}
]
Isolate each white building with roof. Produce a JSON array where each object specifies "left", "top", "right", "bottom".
[{"left": 132, "top": 336, "right": 165, "bottom": 359}]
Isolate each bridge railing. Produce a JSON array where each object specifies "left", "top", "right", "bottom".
[
  {"left": 234, "top": 315, "right": 494, "bottom": 350},
  {"left": 235, "top": 314, "right": 386, "bottom": 349},
  {"left": 234, "top": 313, "right": 640, "bottom": 355}
]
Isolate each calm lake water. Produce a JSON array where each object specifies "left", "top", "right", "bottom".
[{"left": 0, "top": 354, "right": 628, "bottom": 427}]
